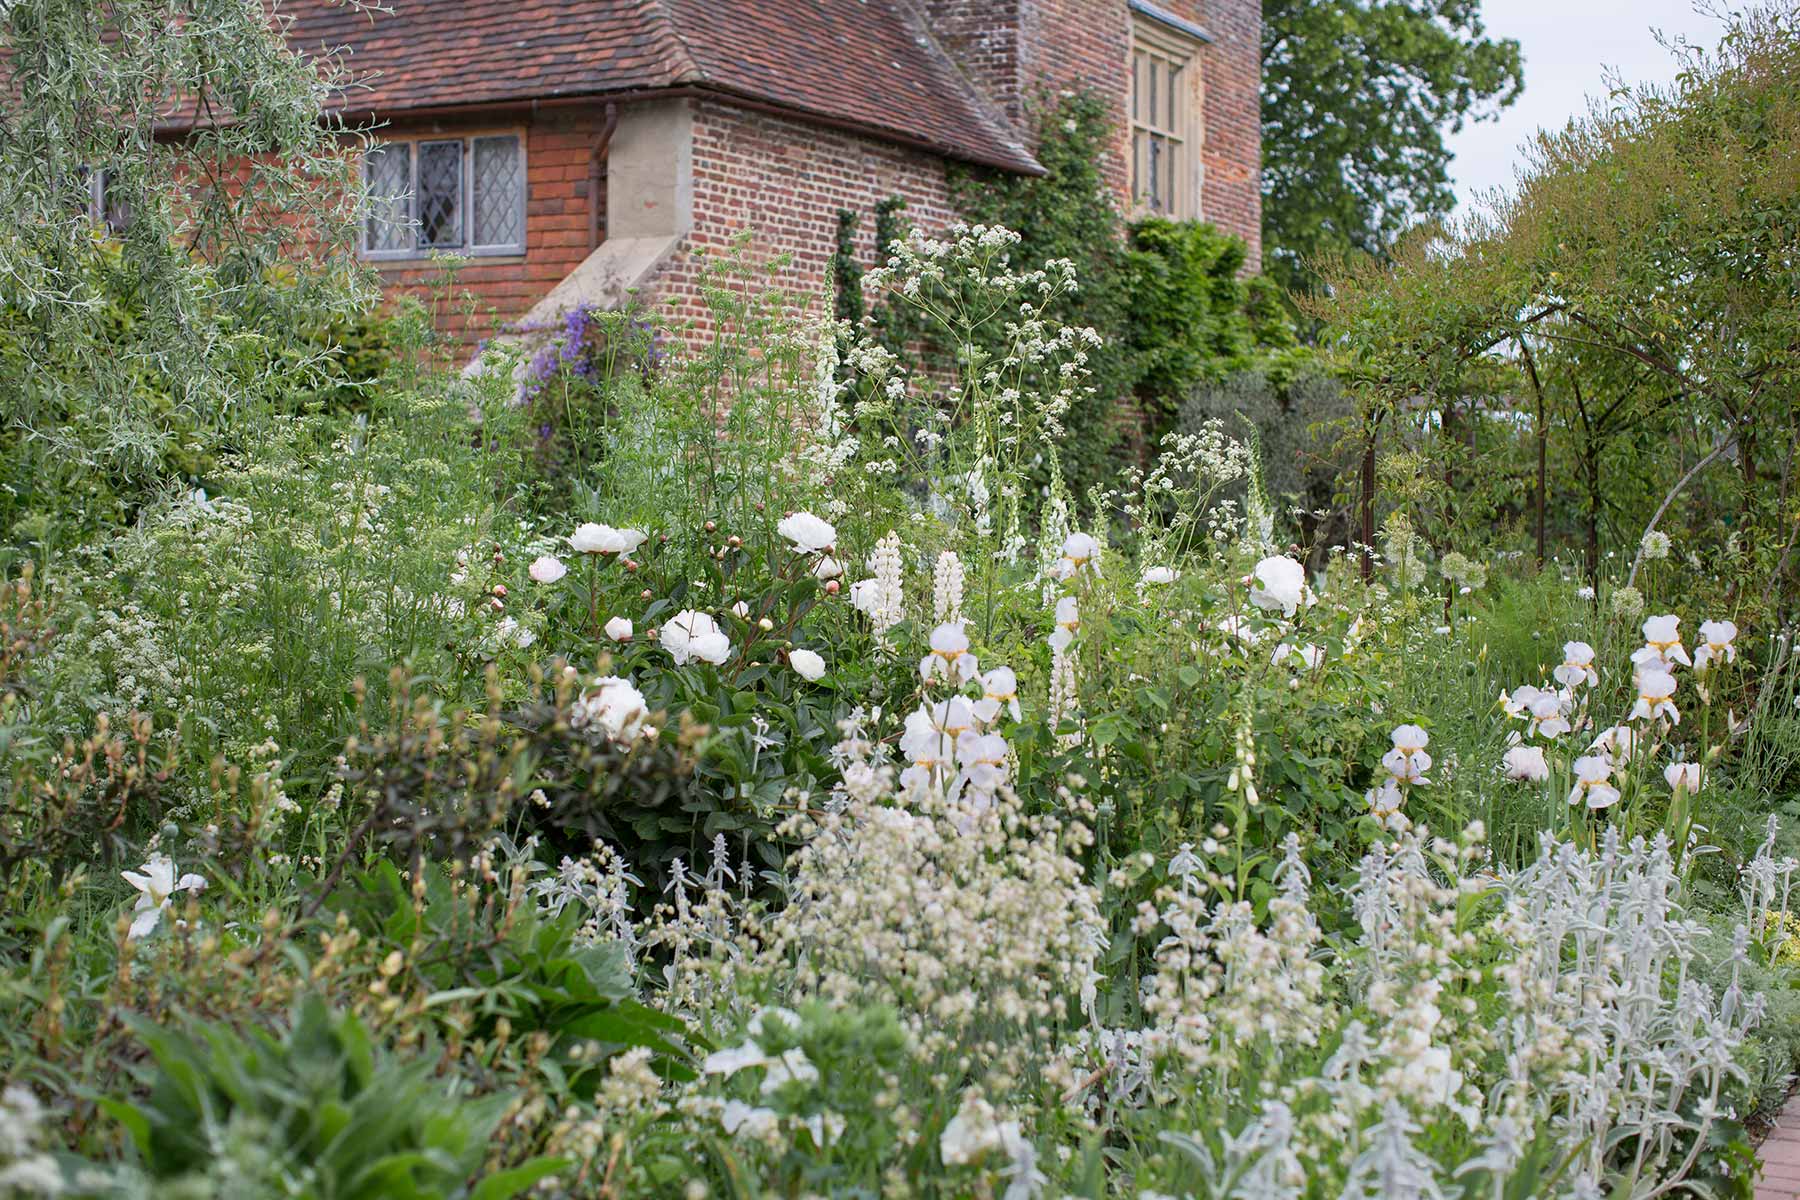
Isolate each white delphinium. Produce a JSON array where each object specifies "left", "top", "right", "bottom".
[{"left": 932, "top": 550, "right": 965, "bottom": 624}]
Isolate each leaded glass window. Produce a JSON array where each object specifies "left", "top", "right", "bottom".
[
  {"left": 361, "top": 133, "right": 524, "bottom": 258},
  {"left": 363, "top": 143, "right": 412, "bottom": 253},
  {"left": 472, "top": 136, "right": 524, "bottom": 250}
]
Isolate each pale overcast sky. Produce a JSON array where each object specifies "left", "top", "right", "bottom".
[{"left": 1445, "top": 1, "right": 1731, "bottom": 213}]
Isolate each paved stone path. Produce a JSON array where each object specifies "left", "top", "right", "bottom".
[{"left": 1760, "top": 1093, "right": 1800, "bottom": 1199}]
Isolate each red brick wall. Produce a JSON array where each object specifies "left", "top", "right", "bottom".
[
  {"left": 361, "top": 107, "right": 611, "bottom": 344},
  {"left": 635, "top": 100, "right": 964, "bottom": 342},
  {"left": 921, "top": 0, "right": 1261, "bottom": 269}
]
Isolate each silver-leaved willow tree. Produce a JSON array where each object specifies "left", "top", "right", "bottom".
[{"left": 0, "top": 0, "right": 378, "bottom": 542}]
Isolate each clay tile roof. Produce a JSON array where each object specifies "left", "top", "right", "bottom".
[{"left": 273, "top": 0, "right": 1040, "bottom": 173}]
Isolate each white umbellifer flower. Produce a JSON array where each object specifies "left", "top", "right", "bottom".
[
  {"left": 1248, "top": 555, "right": 1308, "bottom": 617},
  {"left": 569, "top": 523, "right": 645, "bottom": 555},
  {"left": 570, "top": 675, "right": 650, "bottom": 742},
  {"left": 1140, "top": 565, "right": 1177, "bottom": 586},
  {"left": 1631, "top": 667, "right": 1680, "bottom": 725},
  {"left": 921, "top": 622, "right": 980, "bottom": 683},
  {"left": 663, "top": 610, "right": 731, "bottom": 666},
  {"left": 1640, "top": 528, "right": 1672, "bottom": 560},
  {"left": 1502, "top": 744, "right": 1549, "bottom": 782},
  {"left": 1048, "top": 596, "right": 1079, "bottom": 652},
  {"left": 1631, "top": 614, "right": 1692, "bottom": 671},
  {"left": 1694, "top": 619, "right": 1738, "bottom": 670},
  {"left": 789, "top": 648, "right": 826, "bottom": 681},
  {"left": 604, "top": 616, "right": 633, "bottom": 642},
  {"left": 813, "top": 555, "right": 844, "bottom": 581},
  {"left": 1554, "top": 640, "right": 1598, "bottom": 689},
  {"left": 974, "top": 665, "right": 1022, "bottom": 724},
  {"left": 528, "top": 554, "right": 568, "bottom": 583},
  {"left": 1577, "top": 584, "right": 1596, "bottom": 600},
  {"left": 778, "top": 511, "right": 837, "bottom": 554},
  {"left": 1665, "top": 761, "right": 1703, "bottom": 794},
  {"left": 121, "top": 855, "right": 206, "bottom": 939},
  {"left": 1568, "top": 754, "right": 1620, "bottom": 809}
]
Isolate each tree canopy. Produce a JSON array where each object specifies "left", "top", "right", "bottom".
[{"left": 1262, "top": 0, "right": 1525, "bottom": 301}]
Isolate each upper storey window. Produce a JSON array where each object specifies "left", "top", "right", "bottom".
[{"left": 1129, "top": 7, "right": 1207, "bottom": 219}]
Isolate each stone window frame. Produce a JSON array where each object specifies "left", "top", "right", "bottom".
[
  {"left": 360, "top": 129, "right": 528, "bottom": 261},
  {"left": 1128, "top": 7, "right": 1207, "bottom": 220}
]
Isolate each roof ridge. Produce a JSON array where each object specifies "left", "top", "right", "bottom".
[
  {"left": 888, "top": 0, "right": 1038, "bottom": 169},
  {"left": 639, "top": 0, "right": 702, "bottom": 85}
]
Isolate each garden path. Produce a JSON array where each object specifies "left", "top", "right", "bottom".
[{"left": 1759, "top": 1093, "right": 1800, "bottom": 1198}]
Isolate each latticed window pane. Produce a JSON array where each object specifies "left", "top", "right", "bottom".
[
  {"left": 363, "top": 143, "right": 411, "bottom": 253},
  {"left": 415, "top": 140, "right": 463, "bottom": 249},
  {"left": 471, "top": 136, "right": 523, "bottom": 249}
]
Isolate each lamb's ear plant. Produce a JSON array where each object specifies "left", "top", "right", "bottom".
[{"left": 98, "top": 996, "right": 567, "bottom": 1200}]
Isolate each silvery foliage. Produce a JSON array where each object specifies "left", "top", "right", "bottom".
[{"left": 1143, "top": 826, "right": 1766, "bottom": 1198}]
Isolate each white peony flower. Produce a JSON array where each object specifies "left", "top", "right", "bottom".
[
  {"left": 528, "top": 554, "right": 568, "bottom": 583},
  {"left": 663, "top": 610, "right": 731, "bottom": 666},
  {"left": 1139, "top": 565, "right": 1177, "bottom": 586},
  {"left": 812, "top": 555, "right": 844, "bottom": 581},
  {"left": 569, "top": 675, "right": 650, "bottom": 742},
  {"left": 789, "top": 648, "right": 826, "bottom": 681},
  {"left": 569, "top": 523, "right": 645, "bottom": 555},
  {"left": 121, "top": 856, "right": 206, "bottom": 939},
  {"left": 1248, "top": 555, "right": 1309, "bottom": 617},
  {"left": 778, "top": 511, "right": 837, "bottom": 554},
  {"left": 604, "top": 616, "right": 633, "bottom": 642}
]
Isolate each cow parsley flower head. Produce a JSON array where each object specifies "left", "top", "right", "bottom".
[
  {"left": 121, "top": 856, "right": 206, "bottom": 939},
  {"left": 663, "top": 610, "right": 731, "bottom": 666},
  {"left": 778, "top": 511, "right": 837, "bottom": 554}
]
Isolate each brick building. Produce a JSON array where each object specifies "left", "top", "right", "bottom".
[{"left": 276, "top": 0, "right": 1262, "bottom": 343}]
